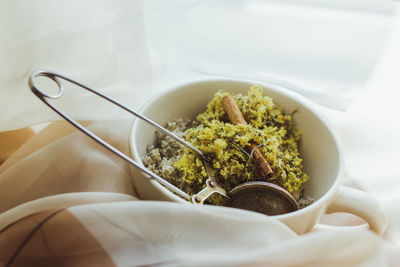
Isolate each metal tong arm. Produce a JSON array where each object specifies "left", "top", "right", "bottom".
[
  {"left": 29, "top": 70, "right": 193, "bottom": 201},
  {"left": 191, "top": 161, "right": 229, "bottom": 205}
]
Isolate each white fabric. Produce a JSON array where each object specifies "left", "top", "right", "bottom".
[
  {"left": 71, "top": 201, "right": 385, "bottom": 267},
  {"left": 0, "top": 0, "right": 397, "bottom": 131},
  {"left": 144, "top": 0, "right": 397, "bottom": 109},
  {"left": 0, "top": 0, "right": 153, "bottom": 131},
  {"left": 0, "top": 120, "right": 136, "bottom": 213},
  {"left": 0, "top": 114, "right": 398, "bottom": 265}
]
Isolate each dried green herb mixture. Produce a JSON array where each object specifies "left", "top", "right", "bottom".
[{"left": 143, "top": 85, "right": 309, "bottom": 205}]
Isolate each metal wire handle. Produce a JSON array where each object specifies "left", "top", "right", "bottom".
[
  {"left": 228, "top": 130, "right": 266, "bottom": 161},
  {"left": 29, "top": 70, "right": 201, "bottom": 201}
]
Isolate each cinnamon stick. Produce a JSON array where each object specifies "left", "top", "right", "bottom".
[{"left": 221, "top": 94, "right": 273, "bottom": 177}]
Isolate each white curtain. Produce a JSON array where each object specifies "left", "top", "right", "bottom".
[{"left": 0, "top": 0, "right": 396, "bottom": 131}]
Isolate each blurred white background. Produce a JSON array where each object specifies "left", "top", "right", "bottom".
[{"left": 0, "top": 0, "right": 398, "bottom": 130}]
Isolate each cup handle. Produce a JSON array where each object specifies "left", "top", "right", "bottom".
[{"left": 323, "top": 186, "right": 388, "bottom": 235}]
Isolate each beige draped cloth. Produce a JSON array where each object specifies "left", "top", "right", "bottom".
[{"left": 0, "top": 107, "right": 399, "bottom": 266}]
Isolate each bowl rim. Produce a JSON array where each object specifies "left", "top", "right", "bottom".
[{"left": 129, "top": 77, "right": 344, "bottom": 219}]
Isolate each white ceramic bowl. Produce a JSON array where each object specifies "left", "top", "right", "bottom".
[{"left": 130, "top": 79, "right": 387, "bottom": 234}]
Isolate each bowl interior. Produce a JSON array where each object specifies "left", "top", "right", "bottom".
[{"left": 131, "top": 80, "right": 341, "bottom": 205}]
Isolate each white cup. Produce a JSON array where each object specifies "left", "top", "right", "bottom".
[{"left": 129, "top": 79, "right": 387, "bottom": 235}]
